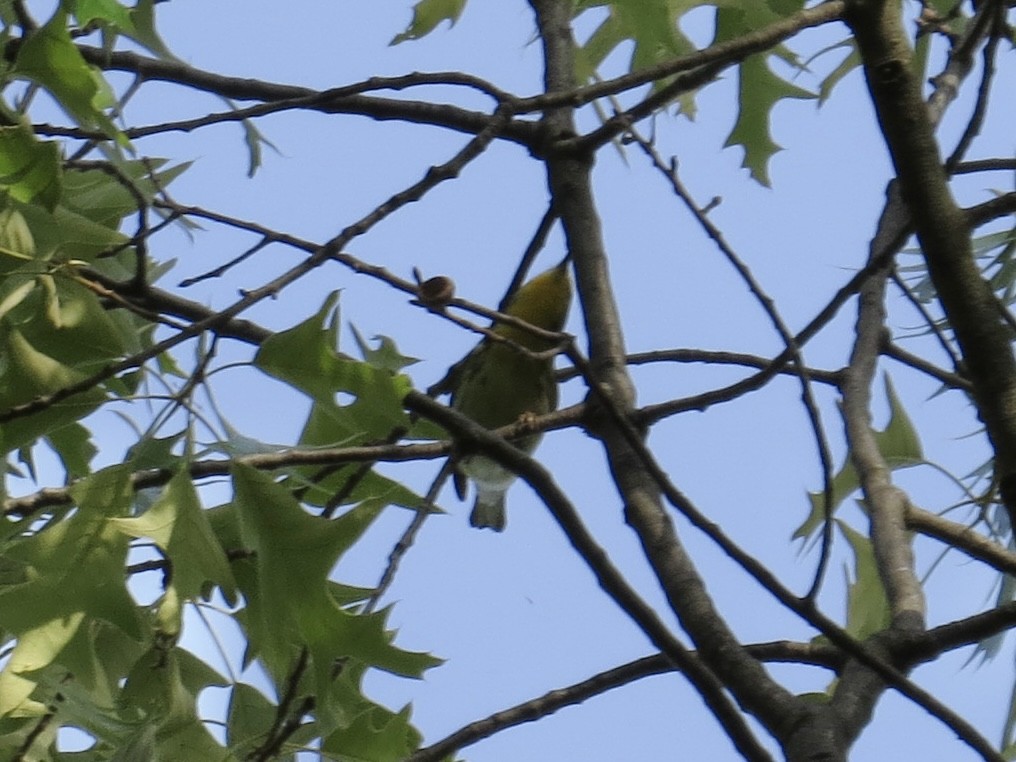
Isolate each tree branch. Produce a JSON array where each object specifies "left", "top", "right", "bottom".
[
  {"left": 408, "top": 640, "right": 843, "bottom": 762},
  {"left": 403, "top": 389, "right": 771, "bottom": 762},
  {"left": 907, "top": 505, "right": 1016, "bottom": 575},
  {"left": 841, "top": 257, "right": 925, "bottom": 632},
  {"left": 846, "top": 0, "right": 1016, "bottom": 531},
  {"left": 529, "top": 0, "right": 802, "bottom": 754},
  {"left": 52, "top": 44, "right": 544, "bottom": 148}
]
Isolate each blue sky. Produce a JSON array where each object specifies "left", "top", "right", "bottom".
[{"left": 37, "top": 1, "right": 1016, "bottom": 758}]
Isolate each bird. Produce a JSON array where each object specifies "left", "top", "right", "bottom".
[{"left": 449, "top": 257, "right": 572, "bottom": 531}]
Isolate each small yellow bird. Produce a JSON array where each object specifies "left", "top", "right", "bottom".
[{"left": 450, "top": 257, "right": 572, "bottom": 531}]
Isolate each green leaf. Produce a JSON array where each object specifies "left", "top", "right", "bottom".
[
  {"left": 0, "top": 125, "right": 62, "bottom": 210},
  {"left": 877, "top": 374, "right": 924, "bottom": 466},
  {"left": 838, "top": 521, "right": 891, "bottom": 640},
  {"left": 573, "top": 0, "right": 726, "bottom": 116},
  {"left": 12, "top": 274, "right": 129, "bottom": 370},
  {"left": 126, "top": 0, "right": 177, "bottom": 60},
  {"left": 1002, "top": 674, "right": 1016, "bottom": 757},
  {"left": 62, "top": 618, "right": 145, "bottom": 708},
  {"left": 572, "top": 2, "right": 815, "bottom": 175},
  {"left": 795, "top": 373, "right": 924, "bottom": 541},
  {"left": 574, "top": 0, "right": 698, "bottom": 83},
  {"left": 0, "top": 328, "right": 107, "bottom": 455},
  {"left": 123, "top": 430, "right": 184, "bottom": 472},
  {"left": 321, "top": 703, "right": 422, "bottom": 762},
  {"left": 13, "top": 199, "right": 129, "bottom": 262},
  {"left": 254, "top": 291, "right": 342, "bottom": 401},
  {"left": 13, "top": 8, "right": 122, "bottom": 140},
  {"left": 231, "top": 461, "right": 377, "bottom": 656},
  {"left": 62, "top": 159, "right": 188, "bottom": 231},
  {"left": 391, "top": 0, "right": 467, "bottom": 44},
  {"left": 111, "top": 725, "right": 159, "bottom": 762},
  {"left": 226, "top": 683, "right": 276, "bottom": 754},
  {"left": 255, "top": 292, "right": 413, "bottom": 438},
  {"left": 226, "top": 681, "right": 317, "bottom": 757},
  {"left": 351, "top": 325, "right": 420, "bottom": 373},
  {"left": 32, "top": 661, "right": 137, "bottom": 746},
  {"left": 118, "top": 647, "right": 233, "bottom": 761},
  {"left": 286, "top": 400, "right": 431, "bottom": 513},
  {"left": 230, "top": 464, "right": 438, "bottom": 734},
  {"left": 814, "top": 41, "right": 859, "bottom": 104},
  {"left": 110, "top": 469, "right": 237, "bottom": 604},
  {"left": 795, "top": 459, "right": 859, "bottom": 543},
  {"left": 0, "top": 612, "right": 85, "bottom": 717},
  {"left": 723, "top": 53, "right": 814, "bottom": 186},
  {"left": 45, "top": 421, "right": 97, "bottom": 479},
  {"left": 0, "top": 206, "right": 37, "bottom": 275},
  {"left": 74, "top": 0, "right": 135, "bottom": 31},
  {"left": 712, "top": 2, "right": 814, "bottom": 185},
  {"left": 0, "top": 467, "right": 140, "bottom": 716},
  {"left": 237, "top": 109, "right": 280, "bottom": 178}
]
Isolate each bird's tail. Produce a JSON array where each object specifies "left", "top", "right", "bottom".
[{"left": 469, "top": 488, "right": 507, "bottom": 532}]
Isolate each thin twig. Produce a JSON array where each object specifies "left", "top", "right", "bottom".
[
  {"left": 943, "top": 3, "right": 1004, "bottom": 172},
  {"left": 362, "top": 463, "right": 451, "bottom": 614},
  {"left": 889, "top": 268, "right": 963, "bottom": 370},
  {"left": 621, "top": 120, "right": 837, "bottom": 606},
  {"left": 0, "top": 107, "right": 514, "bottom": 426}
]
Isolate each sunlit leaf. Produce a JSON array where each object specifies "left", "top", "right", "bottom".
[
  {"left": 0, "top": 125, "right": 62, "bottom": 210},
  {"left": 13, "top": 7, "right": 122, "bottom": 140},
  {"left": 0, "top": 467, "right": 139, "bottom": 716},
  {"left": 111, "top": 469, "right": 237, "bottom": 604},
  {"left": 230, "top": 464, "right": 439, "bottom": 735}
]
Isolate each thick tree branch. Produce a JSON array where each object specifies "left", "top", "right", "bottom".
[
  {"left": 846, "top": 0, "right": 1016, "bottom": 530},
  {"left": 528, "top": 0, "right": 804, "bottom": 754}
]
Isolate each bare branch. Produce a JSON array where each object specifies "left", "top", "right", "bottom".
[
  {"left": 907, "top": 505, "right": 1016, "bottom": 575},
  {"left": 530, "top": 1, "right": 801, "bottom": 754},
  {"left": 847, "top": 0, "right": 1016, "bottom": 533},
  {"left": 621, "top": 120, "right": 836, "bottom": 604},
  {"left": 404, "top": 388, "right": 770, "bottom": 761},
  {"left": 44, "top": 43, "right": 543, "bottom": 148},
  {"left": 408, "top": 640, "right": 843, "bottom": 762}
]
